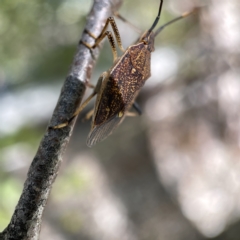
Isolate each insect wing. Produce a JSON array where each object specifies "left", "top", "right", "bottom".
[{"left": 86, "top": 113, "right": 123, "bottom": 147}]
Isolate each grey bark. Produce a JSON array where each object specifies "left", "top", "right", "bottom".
[{"left": 0, "top": 0, "right": 123, "bottom": 239}]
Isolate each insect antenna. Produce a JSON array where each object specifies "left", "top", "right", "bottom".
[
  {"left": 154, "top": 9, "right": 198, "bottom": 37},
  {"left": 146, "top": 0, "right": 164, "bottom": 36}
]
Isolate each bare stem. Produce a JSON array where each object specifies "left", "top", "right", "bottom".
[{"left": 0, "top": 0, "right": 123, "bottom": 239}]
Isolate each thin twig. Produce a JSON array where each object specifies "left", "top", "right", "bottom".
[{"left": 0, "top": 0, "right": 123, "bottom": 239}]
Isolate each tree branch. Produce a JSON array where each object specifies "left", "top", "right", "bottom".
[{"left": 0, "top": 0, "right": 123, "bottom": 239}]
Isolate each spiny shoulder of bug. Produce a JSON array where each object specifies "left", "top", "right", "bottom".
[
  {"left": 115, "top": 27, "right": 155, "bottom": 61},
  {"left": 138, "top": 30, "right": 155, "bottom": 52}
]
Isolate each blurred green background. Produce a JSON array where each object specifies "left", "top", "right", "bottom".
[{"left": 1, "top": 0, "right": 240, "bottom": 239}]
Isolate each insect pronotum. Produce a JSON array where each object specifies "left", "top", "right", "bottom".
[{"left": 54, "top": 0, "right": 197, "bottom": 147}]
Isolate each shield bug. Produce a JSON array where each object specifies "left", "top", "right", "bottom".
[{"left": 54, "top": 0, "right": 197, "bottom": 147}]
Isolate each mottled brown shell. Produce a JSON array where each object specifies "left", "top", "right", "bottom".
[{"left": 87, "top": 32, "right": 155, "bottom": 147}]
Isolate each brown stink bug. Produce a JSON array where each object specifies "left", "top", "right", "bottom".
[{"left": 54, "top": 0, "right": 197, "bottom": 147}]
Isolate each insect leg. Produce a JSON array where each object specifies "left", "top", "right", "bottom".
[
  {"left": 70, "top": 72, "right": 105, "bottom": 120},
  {"left": 125, "top": 112, "right": 139, "bottom": 117},
  {"left": 86, "top": 82, "right": 95, "bottom": 89},
  {"left": 106, "top": 17, "right": 125, "bottom": 52},
  {"left": 82, "top": 109, "right": 94, "bottom": 122},
  {"left": 52, "top": 91, "right": 97, "bottom": 129},
  {"left": 114, "top": 12, "right": 141, "bottom": 34},
  {"left": 81, "top": 30, "right": 118, "bottom": 61},
  {"left": 93, "top": 31, "right": 118, "bottom": 62},
  {"left": 124, "top": 102, "right": 142, "bottom": 118},
  {"left": 92, "top": 17, "right": 125, "bottom": 51},
  {"left": 132, "top": 102, "right": 142, "bottom": 115},
  {"left": 53, "top": 73, "right": 106, "bottom": 129},
  {"left": 82, "top": 16, "right": 125, "bottom": 53},
  {"left": 125, "top": 103, "right": 142, "bottom": 117}
]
